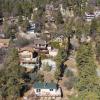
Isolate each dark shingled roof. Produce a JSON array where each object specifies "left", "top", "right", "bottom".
[
  {"left": 33, "top": 82, "right": 57, "bottom": 89},
  {"left": 34, "top": 39, "right": 46, "bottom": 45}
]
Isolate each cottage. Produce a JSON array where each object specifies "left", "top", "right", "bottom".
[
  {"left": 33, "top": 82, "right": 61, "bottom": 97},
  {"left": 33, "top": 39, "right": 47, "bottom": 49},
  {"left": 19, "top": 48, "right": 39, "bottom": 69},
  {"left": 52, "top": 34, "right": 68, "bottom": 48},
  {"left": 26, "top": 21, "right": 42, "bottom": 38},
  {"left": 0, "top": 39, "right": 10, "bottom": 48},
  {"left": 54, "top": 35, "right": 64, "bottom": 43},
  {"left": 80, "top": 35, "right": 91, "bottom": 43},
  {"left": 85, "top": 12, "right": 95, "bottom": 22},
  {"left": 28, "top": 21, "right": 42, "bottom": 33}
]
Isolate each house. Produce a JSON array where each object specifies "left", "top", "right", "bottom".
[
  {"left": 54, "top": 35, "right": 64, "bottom": 43},
  {"left": 19, "top": 20, "right": 42, "bottom": 39},
  {"left": 84, "top": 12, "right": 95, "bottom": 22},
  {"left": 18, "top": 38, "right": 48, "bottom": 59},
  {"left": 33, "top": 82, "right": 61, "bottom": 97},
  {"left": 19, "top": 47, "right": 39, "bottom": 69},
  {"left": 85, "top": 8, "right": 100, "bottom": 21},
  {"left": 33, "top": 39, "right": 47, "bottom": 49},
  {"left": 0, "top": 39, "right": 10, "bottom": 48},
  {"left": 28, "top": 20, "right": 42, "bottom": 33},
  {"left": 52, "top": 34, "right": 68, "bottom": 48},
  {"left": 80, "top": 35, "right": 91, "bottom": 43},
  {"left": 26, "top": 21, "right": 42, "bottom": 38}
]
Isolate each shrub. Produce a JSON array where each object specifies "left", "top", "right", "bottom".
[
  {"left": 50, "top": 41, "right": 60, "bottom": 49},
  {"left": 64, "top": 68, "right": 74, "bottom": 77},
  {"left": 43, "top": 63, "right": 51, "bottom": 72},
  {"left": 64, "top": 77, "right": 76, "bottom": 90}
]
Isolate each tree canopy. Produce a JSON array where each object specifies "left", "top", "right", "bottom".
[
  {"left": 75, "top": 43, "right": 100, "bottom": 99},
  {"left": 0, "top": 47, "right": 25, "bottom": 99}
]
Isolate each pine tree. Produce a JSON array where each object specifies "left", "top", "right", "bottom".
[
  {"left": 0, "top": 47, "right": 25, "bottom": 99},
  {"left": 75, "top": 43, "right": 100, "bottom": 98}
]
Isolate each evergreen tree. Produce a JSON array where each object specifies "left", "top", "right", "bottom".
[
  {"left": 0, "top": 47, "right": 25, "bottom": 99},
  {"left": 75, "top": 43, "right": 100, "bottom": 98}
]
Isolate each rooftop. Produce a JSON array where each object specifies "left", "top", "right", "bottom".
[
  {"left": 34, "top": 39, "right": 46, "bottom": 45},
  {"left": 0, "top": 39, "right": 10, "bottom": 44},
  {"left": 33, "top": 82, "right": 57, "bottom": 89},
  {"left": 19, "top": 46, "right": 34, "bottom": 52}
]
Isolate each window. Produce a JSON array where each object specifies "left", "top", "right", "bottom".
[
  {"left": 39, "top": 44, "right": 41, "bottom": 47},
  {"left": 36, "top": 89, "right": 41, "bottom": 92},
  {"left": 50, "top": 89, "right": 53, "bottom": 91}
]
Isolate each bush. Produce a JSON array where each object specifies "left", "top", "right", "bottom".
[
  {"left": 64, "top": 68, "right": 74, "bottom": 77},
  {"left": 43, "top": 63, "right": 51, "bottom": 72},
  {"left": 29, "top": 72, "right": 44, "bottom": 82},
  {"left": 50, "top": 41, "right": 60, "bottom": 49},
  {"left": 64, "top": 77, "right": 76, "bottom": 90},
  {"left": 39, "top": 53, "right": 46, "bottom": 60},
  {"left": 96, "top": 42, "right": 100, "bottom": 62}
]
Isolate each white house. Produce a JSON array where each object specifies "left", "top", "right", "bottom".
[
  {"left": 85, "top": 12, "right": 95, "bottom": 22},
  {"left": 33, "top": 82, "right": 61, "bottom": 97}
]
